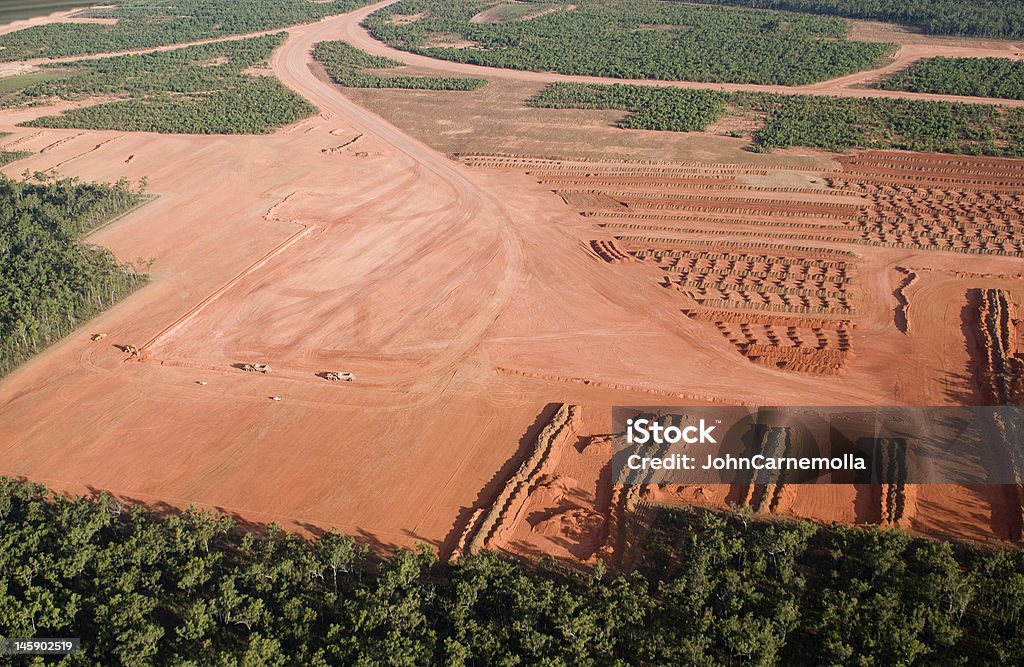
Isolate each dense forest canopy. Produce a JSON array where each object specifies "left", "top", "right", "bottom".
[
  {"left": 314, "top": 41, "right": 487, "bottom": 91},
  {"left": 1, "top": 477, "right": 1021, "bottom": 664},
  {"left": 682, "top": 0, "right": 1024, "bottom": 39},
  {"left": 878, "top": 56, "right": 1024, "bottom": 101},
  {"left": 6, "top": 35, "right": 316, "bottom": 134},
  {"left": 0, "top": 174, "right": 149, "bottom": 377},
  {"left": 530, "top": 82, "right": 1024, "bottom": 157},
  {"left": 0, "top": 0, "right": 376, "bottom": 61},
  {"left": 365, "top": 0, "right": 896, "bottom": 86}
]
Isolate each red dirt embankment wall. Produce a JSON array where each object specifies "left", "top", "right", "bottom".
[{"left": 454, "top": 404, "right": 579, "bottom": 558}]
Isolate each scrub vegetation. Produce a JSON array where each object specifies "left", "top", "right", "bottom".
[
  {"left": 314, "top": 41, "right": 486, "bottom": 91},
  {"left": 530, "top": 82, "right": 1024, "bottom": 156},
  {"left": 0, "top": 150, "right": 31, "bottom": 166},
  {"left": 0, "top": 0, "right": 376, "bottom": 61},
  {"left": 682, "top": 0, "right": 1024, "bottom": 39},
  {"left": 878, "top": 57, "right": 1024, "bottom": 101},
  {"left": 2, "top": 479, "right": 1021, "bottom": 665},
  {"left": 8, "top": 35, "right": 315, "bottom": 134},
  {"left": 365, "top": 0, "right": 895, "bottom": 86}
]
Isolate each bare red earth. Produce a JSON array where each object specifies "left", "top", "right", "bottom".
[{"left": 0, "top": 6, "right": 1022, "bottom": 560}]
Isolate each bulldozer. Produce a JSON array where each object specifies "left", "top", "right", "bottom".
[
  {"left": 243, "top": 363, "right": 272, "bottom": 374},
  {"left": 324, "top": 371, "right": 355, "bottom": 382}
]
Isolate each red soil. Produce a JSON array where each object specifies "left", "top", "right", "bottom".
[
  {"left": 0, "top": 5, "right": 1022, "bottom": 559},
  {"left": 464, "top": 153, "right": 1024, "bottom": 546}
]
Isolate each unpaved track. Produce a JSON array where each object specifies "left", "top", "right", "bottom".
[{"left": 272, "top": 17, "right": 527, "bottom": 383}]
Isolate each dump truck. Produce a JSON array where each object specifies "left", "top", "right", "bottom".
[
  {"left": 243, "top": 363, "right": 272, "bottom": 374},
  {"left": 325, "top": 371, "right": 356, "bottom": 382}
]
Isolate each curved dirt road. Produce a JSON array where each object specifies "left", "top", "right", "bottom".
[{"left": 271, "top": 13, "right": 527, "bottom": 383}]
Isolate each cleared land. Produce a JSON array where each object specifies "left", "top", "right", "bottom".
[
  {"left": 452, "top": 151, "right": 1024, "bottom": 551},
  {"left": 0, "top": 2, "right": 1022, "bottom": 560}
]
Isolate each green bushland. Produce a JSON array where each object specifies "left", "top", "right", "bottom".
[
  {"left": 527, "top": 83, "right": 729, "bottom": 131},
  {"left": 878, "top": 57, "right": 1024, "bottom": 101},
  {"left": 678, "top": 0, "right": 1024, "bottom": 39},
  {"left": 530, "top": 82, "right": 1024, "bottom": 156},
  {"left": 365, "top": 0, "right": 896, "bottom": 86},
  {"left": 313, "top": 41, "right": 486, "bottom": 91},
  {"left": 0, "top": 0, "right": 376, "bottom": 62},
  {"left": 0, "top": 174, "right": 150, "bottom": 377},
  {"left": 8, "top": 35, "right": 315, "bottom": 134},
  {"left": 1, "top": 478, "right": 1022, "bottom": 665},
  {"left": 0, "top": 150, "right": 31, "bottom": 166}
]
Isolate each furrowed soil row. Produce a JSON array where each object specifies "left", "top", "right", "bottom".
[
  {"left": 466, "top": 153, "right": 1024, "bottom": 372},
  {"left": 462, "top": 404, "right": 579, "bottom": 556},
  {"left": 598, "top": 225, "right": 861, "bottom": 246},
  {"left": 617, "top": 238, "right": 855, "bottom": 261},
  {"left": 494, "top": 367, "right": 742, "bottom": 404},
  {"left": 875, "top": 438, "right": 915, "bottom": 528},
  {"left": 458, "top": 153, "right": 798, "bottom": 173},
  {"left": 691, "top": 308, "right": 854, "bottom": 375},
  {"left": 745, "top": 426, "right": 794, "bottom": 513},
  {"left": 893, "top": 267, "right": 917, "bottom": 334},
  {"left": 543, "top": 181, "right": 858, "bottom": 196},
  {"left": 613, "top": 202, "right": 858, "bottom": 218},
  {"left": 839, "top": 152, "right": 1024, "bottom": 176},
  {"left": 559, "top": 191, "right": 862, "bottom": 211},
  {"left": 593, "top": 212, "right": 851, "bottom": 228},
  {"left": 972, "top": 289, "right": 1024, "bottom": 406},
  {"left": 589, "top": 239, "right": 633, "bottom": 263}
]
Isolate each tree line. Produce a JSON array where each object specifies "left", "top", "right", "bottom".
[
  {"left": 365, "top": 0, "right": 895, "bottom": 86},
  {"left": 681, "top": 0, "right": 1024, "bottom": 39},
  {"left": 878, "top": 57, "right": 1024, "bottom": 101},
  {"left": 1, "top": 477, "right": 1021, "bottom": 664},
  {"left": 530, "top": 82, "right": 1024, "bottom": 157},
  {"left": 6, "top": 35, "right": 316, "bottom": 135},
  {"left": 0, "top": 173, "right": 149, "bottom": 377},
  {"left": 313, "top": 41, "right": 486, "bottom": 91},
  {"left": 0, "top": 0, "right": 377, "bottom": 62}
]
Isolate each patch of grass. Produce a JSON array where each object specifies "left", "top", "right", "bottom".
[
  {"left": 0, "top": 70, "right": 74, "bottom": 96},
  {"left": 472, "top": 2, "right": 563, "bottom": 24}
]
